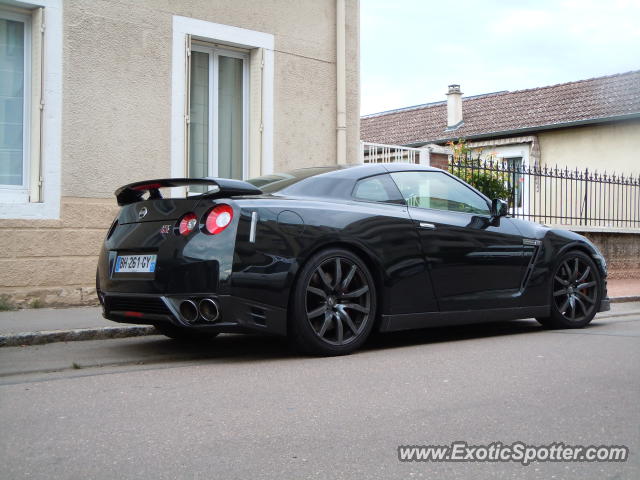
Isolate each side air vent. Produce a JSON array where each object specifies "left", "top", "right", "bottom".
[{"left": 250, "top": 307, "right": 267, "bottom": 326}]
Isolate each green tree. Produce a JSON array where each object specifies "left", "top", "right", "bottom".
[{"left": 447, "top": 139, "right": 511, "bottom": 201}]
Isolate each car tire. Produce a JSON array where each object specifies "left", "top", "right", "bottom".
[
  {"left": 536, "top": 250, "right": 602, "bottom": 329},
  {"left": 154, "top": 323, "right": 219, "bottom": 342},
  {"left": 289, "top": 248, "right": 377, "bottom": 356}
]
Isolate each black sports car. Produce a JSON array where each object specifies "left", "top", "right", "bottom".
[{"left": 97, "top": 163, "right": 610, "bottom": 355}]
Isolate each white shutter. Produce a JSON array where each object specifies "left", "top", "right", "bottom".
[
  {"left": 29, "top": 7, "right": 44, "bottom": 202},
  {"left": 184, "top": 33, "right": 192, "bottom": 179},
  {"left": 248, "top": 48, "right": 263, "bottom": 178}
]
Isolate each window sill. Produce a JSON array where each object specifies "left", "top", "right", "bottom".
[
  {"left": 0, "top": 195, "right": 59, "bottom": 219},
  {"left": 0, "top": 188, "right": 30, "bottom": 204}
]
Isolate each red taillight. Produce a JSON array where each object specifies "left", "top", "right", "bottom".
[
  {"left": 178, "top": 213, "right": 198, "bottom": 236},
  {"left": 204, "top": 204, "right": 234, "bottom": 234}
]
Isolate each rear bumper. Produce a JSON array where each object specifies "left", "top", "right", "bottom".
[
  {"left": 599, "top": 297, "right": 611, "bottom": 312},
  {"left": 100, "top": 292, "right": 287, "bottom": 336}
]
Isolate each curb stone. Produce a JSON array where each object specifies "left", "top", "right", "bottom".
[
  {"left": 596, "top": 309, "right": 640, "bottom": 319},
  {"left": 0, "top": 325, "right": 158, "bottom": 347},
  {"left": 610, "top": 296, "right": 640, "bottom": 303}
]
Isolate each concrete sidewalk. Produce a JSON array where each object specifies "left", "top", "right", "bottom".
[
  {"left": 0, "top": 307, "right": 156, "bottom": 347},
  {"left": 0, "top": 307, "right": 107, "bottom": 333},
  {"left": 608, "top": 278, "right": 640, "bottom": 301}
]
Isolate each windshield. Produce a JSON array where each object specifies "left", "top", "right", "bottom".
[{"left": 246, "top": 167, "right": 340, "bottom": 193}]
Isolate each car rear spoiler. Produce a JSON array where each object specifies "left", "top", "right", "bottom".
[{"left": 114, "top": 178, "right": 263, "bottom": 206}]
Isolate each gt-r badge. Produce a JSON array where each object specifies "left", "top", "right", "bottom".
[
  {"left": 160, "top": 224, "right": 171, "bottom": 234},
  {"left": 138, "top": 207, "right": 148, "bottom": 219}
]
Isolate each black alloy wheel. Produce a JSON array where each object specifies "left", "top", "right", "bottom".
[
  {"left": 290, "top": 248, "right": 377, "bottom": 355},
  {"left": 537, "top": 250, "right": 601, "bottom": 329}
]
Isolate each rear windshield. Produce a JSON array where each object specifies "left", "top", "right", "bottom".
[{"left": 246, "top": 167, "right": 339, "bottom": 193}]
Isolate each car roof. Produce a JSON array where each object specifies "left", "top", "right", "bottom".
[
  {"left": 259, "top": 163, "right": 446, "bottom": 200},
  {"left": 292, "top": 162, "right": 442, "bottom": 180}
]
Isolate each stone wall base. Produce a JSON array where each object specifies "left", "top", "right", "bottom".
[
  {"left": 0, "top": 286, "right": 100, "bottom": 309},
  {"left": 582, "top": 231, "right": 640, "bottom": 280},
  {"left": 0, "top": 197, "right": 116, "bottom": 310}
]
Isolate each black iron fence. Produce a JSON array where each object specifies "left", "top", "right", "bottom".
[{"left": 449, "top": 158, "right": 640, "bottom": 228}]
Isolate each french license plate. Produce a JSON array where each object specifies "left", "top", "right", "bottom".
[{"left": 115, "top": 254, "right": 157, "bottom": 273}]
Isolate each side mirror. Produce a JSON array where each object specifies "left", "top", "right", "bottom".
[{"left": 491, "top": 199, "right": 508, "bottom": 217}]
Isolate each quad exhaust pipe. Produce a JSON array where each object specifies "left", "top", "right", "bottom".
[
  {"left": 178, "top": 298, "right": 220, "bottom": 323},
  {"left": 179, "top": 300, "right": 199, "bottom": 323},
  {"left": 198, "top": 298, "right": 220, "bottom": 322}
]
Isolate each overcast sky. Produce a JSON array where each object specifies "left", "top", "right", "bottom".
[{"left": 360, "top": 0, "right": 640, "bottom": 115}]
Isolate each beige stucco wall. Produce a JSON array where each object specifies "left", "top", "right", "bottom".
[
  {"left": 0, "top": 0, "right": 360, "bottom": 307},
  {"left": 538, "top": 120, "right": 640, "bottom": 175}
]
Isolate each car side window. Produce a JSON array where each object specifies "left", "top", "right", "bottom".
[
  {"left": 352, "top": 174, "right": 403, "bottom": 204},
  {"left": 390, "top": 171, "right": 490, "bottom": 215}
]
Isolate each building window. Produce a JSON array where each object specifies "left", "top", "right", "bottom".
[
  {"left": 171, "top": 16, "right": 274, "bottom": 188},
  {"left": 0, "top": 0, "right": 62, "bottom": 220},
  {"left": 188, "top": 44, "right": 248, "bottom": 181},
  {"left": 506, "top": 157, "right": 524, "bottom": 208},
  {"left": 0, "top": 9, "right": 30, "bottom": 191}
]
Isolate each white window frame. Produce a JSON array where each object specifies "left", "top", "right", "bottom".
[
  {"left": 190, "top": 43, "right": 249, "bottom": 179},
  {"left": 171, "top": 16, "right": 274, "bottom": 189},
  {"left": 0, "top": 8, "right": 31, "bottom": 201},
  {"left": 505, "top": 156, "right": 525, "bottom": 210},
  {"left": 489, "top": 144, "right": 530, "bottom": 216},
  {"left": 0, "top": 0, "right": 61, "bottom": 220}
]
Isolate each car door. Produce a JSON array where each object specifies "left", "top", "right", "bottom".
[
  {"left": 350, "top": 173, "right": 439, "bottom": 314},
  {"left": 389, "top": 170, "right": 528, "bottom": 311}
]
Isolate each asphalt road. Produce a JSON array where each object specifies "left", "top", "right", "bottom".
[{"left": 1, "top": 314, "right": 638, "bottom": 479}]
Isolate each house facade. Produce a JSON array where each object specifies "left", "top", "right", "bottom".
[
  {"left": 361, "top": 71, "right": 640, "bottom": 175},
  {"left": 0, "top": 0, "right": 360, "bottom": 306}
]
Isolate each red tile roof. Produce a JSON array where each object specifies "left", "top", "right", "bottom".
[{"left": 361, "top": 70, "right": 640, "bottom": 145}]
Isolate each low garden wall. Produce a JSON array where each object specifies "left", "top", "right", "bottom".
[{"left": 579, "top": 230, "right": 640, "bottom": 280}]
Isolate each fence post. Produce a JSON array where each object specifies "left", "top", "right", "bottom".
[{"left": 584, "top": 167, "right": 589, "bottom": 225}]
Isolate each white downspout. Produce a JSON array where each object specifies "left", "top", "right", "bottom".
[{"left": 336, "top": 0, "right": 347, "bottom": 164}]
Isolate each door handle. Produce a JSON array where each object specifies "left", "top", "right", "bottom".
[{"left": 418, "top": 222, "right": 436, "bottom": 230}]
